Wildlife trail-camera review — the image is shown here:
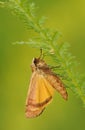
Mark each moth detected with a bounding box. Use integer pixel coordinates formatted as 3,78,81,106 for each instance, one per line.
25,57,68,118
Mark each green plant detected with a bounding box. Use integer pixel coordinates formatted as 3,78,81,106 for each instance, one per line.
0,0,85,105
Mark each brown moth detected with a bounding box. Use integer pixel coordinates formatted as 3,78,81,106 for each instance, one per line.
25,57,68,118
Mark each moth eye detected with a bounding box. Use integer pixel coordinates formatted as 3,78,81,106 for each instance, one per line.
33,58,38,64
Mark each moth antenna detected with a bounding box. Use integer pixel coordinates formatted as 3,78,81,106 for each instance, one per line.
38,48,45,60
38,48,42,59
39,48,48,60
40,48,43,58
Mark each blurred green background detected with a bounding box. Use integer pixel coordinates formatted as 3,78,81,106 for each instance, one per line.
0,0,85,130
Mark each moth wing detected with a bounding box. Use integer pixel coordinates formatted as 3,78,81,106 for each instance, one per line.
25,71,54,118
45,73,68,100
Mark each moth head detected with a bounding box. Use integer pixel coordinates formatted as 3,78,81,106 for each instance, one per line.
31,58,47,71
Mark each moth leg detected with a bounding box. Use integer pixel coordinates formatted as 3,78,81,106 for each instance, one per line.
49,65,61,69
55,73,68,80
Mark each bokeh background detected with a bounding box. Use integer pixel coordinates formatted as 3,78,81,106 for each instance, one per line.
0,0,85,130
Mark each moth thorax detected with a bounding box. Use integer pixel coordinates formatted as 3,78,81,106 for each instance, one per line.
37,62,46,68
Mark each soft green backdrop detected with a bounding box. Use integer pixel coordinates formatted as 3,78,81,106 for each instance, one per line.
0,0,85,130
